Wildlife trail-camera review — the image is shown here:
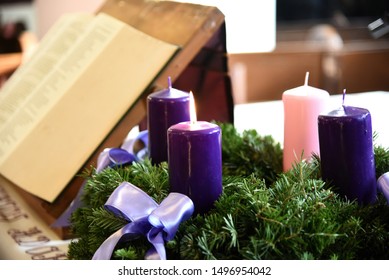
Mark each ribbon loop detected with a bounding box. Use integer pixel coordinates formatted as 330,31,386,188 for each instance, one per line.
108,148,137,166
97,130,149,172
148,193,195,241
52,130,149,228
121,130,149,160
92,182,194,260
105,182,158,221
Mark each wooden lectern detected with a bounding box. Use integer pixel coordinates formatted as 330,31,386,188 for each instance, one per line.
4,0,233,239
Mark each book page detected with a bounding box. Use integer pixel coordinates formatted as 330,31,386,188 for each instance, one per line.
0,13,178,202
0,13,94,163
0,177,70,259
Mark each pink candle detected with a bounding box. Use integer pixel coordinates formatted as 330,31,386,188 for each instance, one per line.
282,72,330,171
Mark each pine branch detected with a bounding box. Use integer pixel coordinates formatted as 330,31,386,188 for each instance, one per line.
219,123,283,183
67,123,389,260
374,145,389,178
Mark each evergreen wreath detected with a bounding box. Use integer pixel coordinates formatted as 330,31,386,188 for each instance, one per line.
67,123,389,260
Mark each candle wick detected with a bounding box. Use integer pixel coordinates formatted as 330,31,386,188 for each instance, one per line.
304,72,309,86
168,76,172,88
342,89,346,106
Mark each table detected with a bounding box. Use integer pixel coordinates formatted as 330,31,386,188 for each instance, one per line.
234,91,389,148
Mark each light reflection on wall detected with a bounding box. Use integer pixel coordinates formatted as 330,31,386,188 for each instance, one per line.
169,0,276,53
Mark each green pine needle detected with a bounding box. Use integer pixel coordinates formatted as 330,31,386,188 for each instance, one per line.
67,123,389,260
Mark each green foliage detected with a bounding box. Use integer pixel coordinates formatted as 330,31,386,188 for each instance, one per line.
67,123,389,260
220,123,283,183
374,145,389,179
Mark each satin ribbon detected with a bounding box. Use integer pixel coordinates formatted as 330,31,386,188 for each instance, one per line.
52,130,149,228
378,172,389,204
92,182,194,260
96,130,149,172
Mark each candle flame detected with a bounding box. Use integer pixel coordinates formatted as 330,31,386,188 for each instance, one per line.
189,91,197,124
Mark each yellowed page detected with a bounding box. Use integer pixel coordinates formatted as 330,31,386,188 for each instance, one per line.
0,13,94,162
0,13,178,202
0,13,94,104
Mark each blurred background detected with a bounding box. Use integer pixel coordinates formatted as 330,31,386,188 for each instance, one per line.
1,0,388,103
230,0,389,103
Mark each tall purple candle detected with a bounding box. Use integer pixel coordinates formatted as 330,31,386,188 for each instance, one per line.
318,102,377,205
167,94,222,215
147,78,190,165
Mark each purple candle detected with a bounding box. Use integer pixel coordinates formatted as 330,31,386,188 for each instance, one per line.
167,94,222,215
318,99,377,205
147,77,190,165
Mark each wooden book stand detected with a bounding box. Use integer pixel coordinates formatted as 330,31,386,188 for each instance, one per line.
9,0,233,239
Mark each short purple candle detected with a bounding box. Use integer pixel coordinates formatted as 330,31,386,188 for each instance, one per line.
167,94,222,215
318,103,377,205
147,78,190,165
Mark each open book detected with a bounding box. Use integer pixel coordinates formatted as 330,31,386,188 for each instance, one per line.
0,12,178,202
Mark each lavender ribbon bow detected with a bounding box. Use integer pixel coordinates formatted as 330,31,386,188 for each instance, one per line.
92,182,194,260
52,130,149,228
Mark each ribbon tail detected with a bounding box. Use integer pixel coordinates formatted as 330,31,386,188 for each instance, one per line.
96,148,112,173
51,181,86,228
92,227,124,260
144,193,194,260
92,220,150,260
146,231,166,260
